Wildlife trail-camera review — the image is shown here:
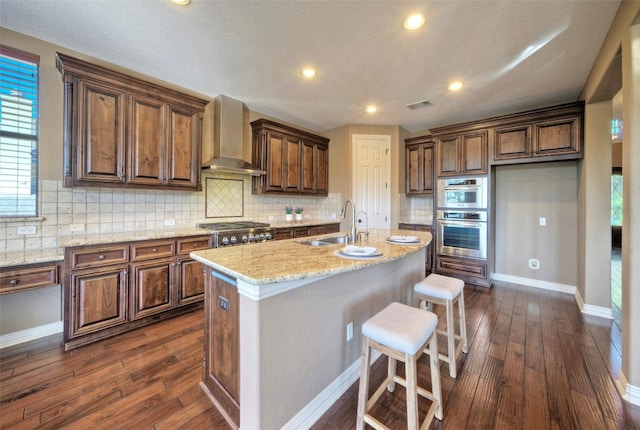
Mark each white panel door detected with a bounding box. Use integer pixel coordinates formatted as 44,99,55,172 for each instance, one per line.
352,134,390,231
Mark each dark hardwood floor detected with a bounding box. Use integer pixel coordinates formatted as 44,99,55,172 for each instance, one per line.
1,281,639,429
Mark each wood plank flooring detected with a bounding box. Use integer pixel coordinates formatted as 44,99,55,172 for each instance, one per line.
1,281,639,429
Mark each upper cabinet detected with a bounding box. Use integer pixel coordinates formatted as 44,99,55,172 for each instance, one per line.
251,119,329,196
56,53,208,191
492,102,584,164
432,130,488,177
405,135,434,195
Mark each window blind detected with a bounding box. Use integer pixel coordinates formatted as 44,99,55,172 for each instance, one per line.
0,45,39,217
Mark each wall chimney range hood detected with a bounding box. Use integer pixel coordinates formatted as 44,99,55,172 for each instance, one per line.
202,95,266,176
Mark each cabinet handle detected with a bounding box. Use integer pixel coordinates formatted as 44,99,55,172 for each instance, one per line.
152,248,158,252
98,255,105,260
10,279,18,285
193,243,199,248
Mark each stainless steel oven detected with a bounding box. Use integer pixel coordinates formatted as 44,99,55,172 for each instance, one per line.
437,176,488,209
436,210,487,259
197,221,275,247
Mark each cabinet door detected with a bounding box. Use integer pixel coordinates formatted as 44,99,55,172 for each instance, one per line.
75,80,126,184
69,265,128,338
422,144,434,193
176,257,204,306
533,115,581,157
406,145,422,194
461,132,487,175
437,136,460,177
265,132,286,192
315,143,329,194
130,258,175,320
302,141,315,193
128,94,166,186
494,124,531,161
284,136,301,192
166,105,201,189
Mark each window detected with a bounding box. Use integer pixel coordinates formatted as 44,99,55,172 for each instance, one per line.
611,170,623,227
0,45,39,217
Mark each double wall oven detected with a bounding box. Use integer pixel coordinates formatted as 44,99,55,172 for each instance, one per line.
436,176,488,260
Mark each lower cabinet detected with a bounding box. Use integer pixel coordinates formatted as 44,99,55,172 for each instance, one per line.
398,223,433,274
274,222,340,240
63,235,211,349
202,269,240,427
435,254,490,287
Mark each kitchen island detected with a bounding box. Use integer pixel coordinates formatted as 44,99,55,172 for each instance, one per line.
190,229,431,430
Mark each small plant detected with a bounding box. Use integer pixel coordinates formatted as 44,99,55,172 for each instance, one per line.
295,206,304,214
285,205,293,214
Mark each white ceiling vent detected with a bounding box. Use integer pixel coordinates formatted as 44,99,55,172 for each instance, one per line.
406,100,433,110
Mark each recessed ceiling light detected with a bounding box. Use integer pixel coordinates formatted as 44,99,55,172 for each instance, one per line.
404,14,425,30
171,0,190,5
366,105,377,114
301,68,317,78
448,81,464,91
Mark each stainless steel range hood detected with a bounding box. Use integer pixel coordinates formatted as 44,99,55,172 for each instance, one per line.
202,95,266,176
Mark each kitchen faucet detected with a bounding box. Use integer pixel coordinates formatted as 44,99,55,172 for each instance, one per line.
341,199,357,243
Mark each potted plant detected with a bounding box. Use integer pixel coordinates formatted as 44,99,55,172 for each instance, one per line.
295,206,304,221
285,205,293,222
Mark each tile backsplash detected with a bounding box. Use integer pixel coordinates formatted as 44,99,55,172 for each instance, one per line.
0,171,343,252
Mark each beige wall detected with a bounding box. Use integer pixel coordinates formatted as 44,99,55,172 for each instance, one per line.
495,162,578,286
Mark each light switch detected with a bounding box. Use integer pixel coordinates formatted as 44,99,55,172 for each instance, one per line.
539,217,546,226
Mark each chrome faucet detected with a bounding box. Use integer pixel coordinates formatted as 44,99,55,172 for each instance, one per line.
341,199,357,243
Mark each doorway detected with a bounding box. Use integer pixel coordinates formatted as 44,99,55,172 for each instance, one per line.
352,134,390,231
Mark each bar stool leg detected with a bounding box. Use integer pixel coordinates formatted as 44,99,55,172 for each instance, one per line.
459,292,468,354
428,334,443,420
387,356,397,392
446,298,457,378
356,336,371,430
405,353,419,430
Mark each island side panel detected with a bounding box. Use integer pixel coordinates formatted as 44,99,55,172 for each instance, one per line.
239,250,425,429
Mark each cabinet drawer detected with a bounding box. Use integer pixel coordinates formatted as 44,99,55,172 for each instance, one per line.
274,229,293,240
309,226,326,236
436,255,486,278
325,224,340,234
292,227,311,238
0,263,59,294
130,240,176,261
177,236,212,255
70,246,129,269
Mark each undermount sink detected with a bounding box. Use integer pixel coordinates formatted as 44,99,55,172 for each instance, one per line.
298,235,349,246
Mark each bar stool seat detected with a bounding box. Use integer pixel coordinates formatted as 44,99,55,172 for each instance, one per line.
356,302,442,430
414,273,468,378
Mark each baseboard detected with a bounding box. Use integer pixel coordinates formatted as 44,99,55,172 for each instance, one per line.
581,303,614,319
0,321,63,349
281,350,382,429
493,273,576,294
616,371,640,406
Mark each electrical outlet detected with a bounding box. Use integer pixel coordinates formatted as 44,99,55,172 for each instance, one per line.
539,217,546,226
69,223,85,232
164,219,176,226
17,226,36,235
219,296,229,312
529,258,540,270
346,321,354,342
331,213,337,220
268,215,274,221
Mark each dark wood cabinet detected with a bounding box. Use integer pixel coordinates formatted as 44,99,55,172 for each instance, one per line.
202,269,240,428
63,235,211,349
435,255,489,286
405,136,434,195
398,223,433,273
251,119,330,196
56,53,208,191
434,131,488,177
274,223,340,240
0,262,59,294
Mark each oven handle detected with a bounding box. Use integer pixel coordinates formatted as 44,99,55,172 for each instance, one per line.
438,220,485,228
442,185,483,191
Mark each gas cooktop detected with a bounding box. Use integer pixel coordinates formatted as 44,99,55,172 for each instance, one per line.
197,221,271,231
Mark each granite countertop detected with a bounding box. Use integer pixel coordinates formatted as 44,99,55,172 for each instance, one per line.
1,228,215,268
190,229,431,286
268,219,340,229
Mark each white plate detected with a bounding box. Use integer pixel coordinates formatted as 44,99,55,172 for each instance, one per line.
341,245,379,256
336,248,383,259
387,235,420,244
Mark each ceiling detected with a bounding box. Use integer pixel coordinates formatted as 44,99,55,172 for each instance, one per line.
0,0,621,133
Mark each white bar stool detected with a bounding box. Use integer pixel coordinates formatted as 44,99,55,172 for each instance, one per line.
356,302,442,430
414,273,468,378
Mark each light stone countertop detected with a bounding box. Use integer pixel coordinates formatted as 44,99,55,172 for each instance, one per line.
1,228,214,268
268,219,340,229
190,229,431,287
